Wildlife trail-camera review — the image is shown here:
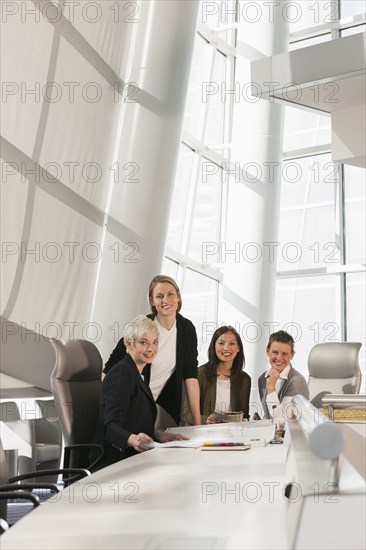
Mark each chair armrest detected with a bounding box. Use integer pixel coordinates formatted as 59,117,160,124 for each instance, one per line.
0,482,60,494
9,468,90,487
0,492,40,507
64,443,106,471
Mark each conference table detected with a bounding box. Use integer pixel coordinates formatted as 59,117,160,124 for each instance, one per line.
1,422,291,550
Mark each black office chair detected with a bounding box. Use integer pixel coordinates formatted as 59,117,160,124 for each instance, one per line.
50,339,106,470
0,440,56,528
32,399,63,482
0,400,63,484
0,434,92,530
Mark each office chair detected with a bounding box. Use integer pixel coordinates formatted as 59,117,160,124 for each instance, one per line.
50,339,106,470
0,430,91,530
0,401,62,483
0,440,57,528
1,318,66,480
0,402,35,476
32,399,63,482
308,342,362,407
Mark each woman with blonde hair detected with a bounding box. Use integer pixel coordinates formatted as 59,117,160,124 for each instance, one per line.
96,315,187,469
104,275,201,427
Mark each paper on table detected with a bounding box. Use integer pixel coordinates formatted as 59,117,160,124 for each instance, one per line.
148,440,202,448
200,445,251,451
166,422,276,446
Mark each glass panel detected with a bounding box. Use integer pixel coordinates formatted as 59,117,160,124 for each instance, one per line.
201,0,237,28
346,272,366,392
341,24,366,36
283,105,331,152
289,33,331,51
184,35,214,141
290,1,338,33
204,50,226,146
182,269,218,363
187,158,222,263
341,0,366,19
274,275,339,377
344,165,366,264
161,258,179,281
277,155,339,271
166,145,195,252
224,27,238,49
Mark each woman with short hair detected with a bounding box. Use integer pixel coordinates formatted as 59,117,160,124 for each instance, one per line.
104,275,201,428
97,315,187,469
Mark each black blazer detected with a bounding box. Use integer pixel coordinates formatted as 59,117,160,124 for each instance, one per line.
97,353,157,469
104,313,198,425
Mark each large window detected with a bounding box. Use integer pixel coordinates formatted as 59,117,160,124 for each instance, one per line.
344,165,366,265
278,154,340,273
164,3,235,362
277,0,366,387
165,1,365,379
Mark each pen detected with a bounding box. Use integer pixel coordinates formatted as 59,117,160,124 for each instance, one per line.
202,442,246,447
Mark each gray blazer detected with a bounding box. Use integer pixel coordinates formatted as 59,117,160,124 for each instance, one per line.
258,366,309,419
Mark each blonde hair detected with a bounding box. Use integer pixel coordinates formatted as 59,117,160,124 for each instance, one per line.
148,275,182,315
123,315,158,344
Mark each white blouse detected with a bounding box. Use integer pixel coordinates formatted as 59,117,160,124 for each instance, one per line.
215,378,231,412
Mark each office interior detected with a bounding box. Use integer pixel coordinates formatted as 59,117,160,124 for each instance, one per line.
1,1,365,549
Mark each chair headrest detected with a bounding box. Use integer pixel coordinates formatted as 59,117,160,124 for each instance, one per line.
308,342,362,379
51,340,102,382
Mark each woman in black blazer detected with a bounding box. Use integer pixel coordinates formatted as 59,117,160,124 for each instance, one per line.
97,316,186,469
104,275,201,427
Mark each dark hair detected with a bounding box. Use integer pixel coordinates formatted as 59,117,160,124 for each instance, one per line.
266,330,295,352
148,275,182,315
205,326,245,382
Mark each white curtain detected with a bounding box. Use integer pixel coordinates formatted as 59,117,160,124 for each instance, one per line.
1,0,199,362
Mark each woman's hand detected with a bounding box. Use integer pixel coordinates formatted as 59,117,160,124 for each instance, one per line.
127,432,153,452
206,413,223,424
155,429,189,443
266,369,280,393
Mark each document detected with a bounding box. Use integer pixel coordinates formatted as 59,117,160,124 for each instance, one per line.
200,442,251,451
152,422,276,449
148,440,202,448
166,421,276,446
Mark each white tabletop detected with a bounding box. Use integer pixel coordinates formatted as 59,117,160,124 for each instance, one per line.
1,432,290,549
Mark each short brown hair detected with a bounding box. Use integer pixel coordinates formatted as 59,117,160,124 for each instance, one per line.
266,330,295,352
148,275,182,315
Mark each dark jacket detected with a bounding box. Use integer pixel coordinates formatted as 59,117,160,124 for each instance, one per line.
258,366,309,418
104,313,198,425
96,353,157,469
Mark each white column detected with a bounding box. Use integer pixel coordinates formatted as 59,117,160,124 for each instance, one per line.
219,2,289,411
93,1,199,360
